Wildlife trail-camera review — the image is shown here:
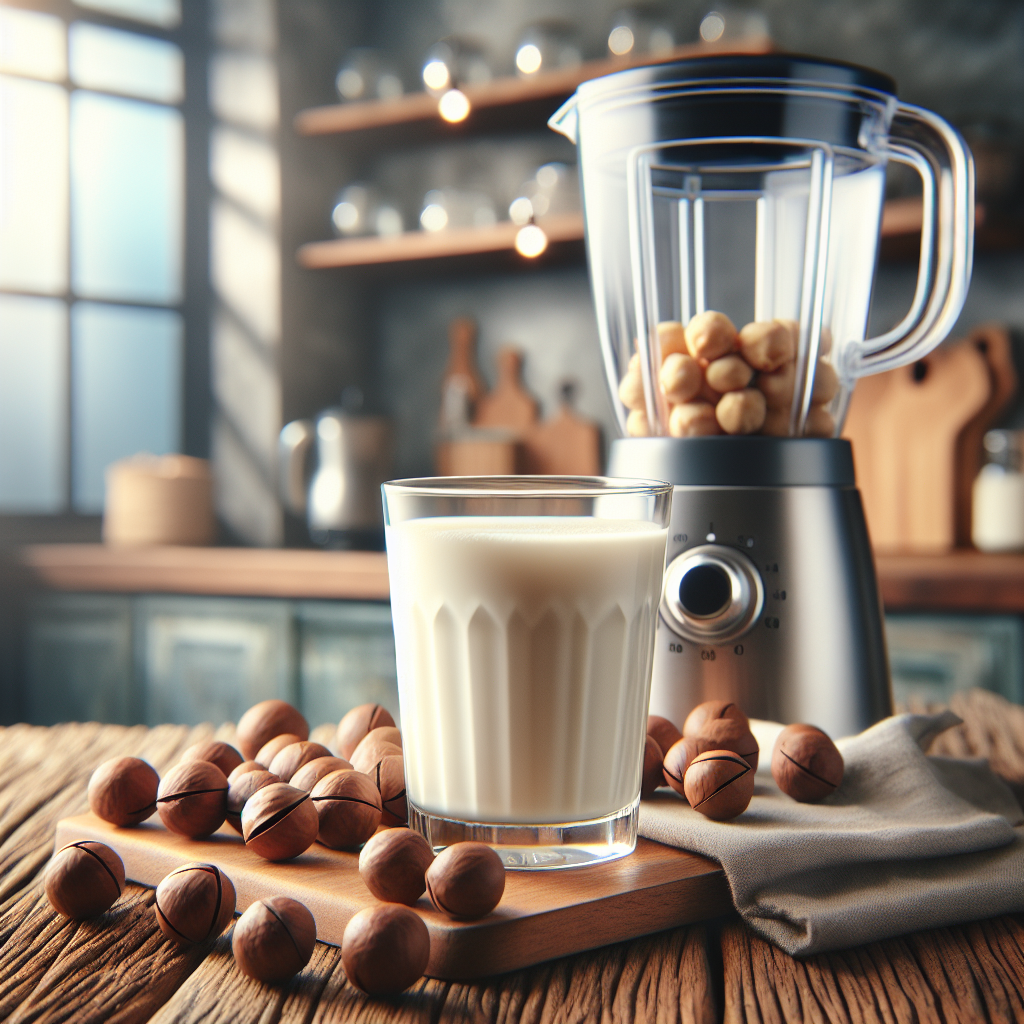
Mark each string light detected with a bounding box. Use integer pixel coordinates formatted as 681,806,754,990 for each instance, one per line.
515,223,548,258
438,88,470,123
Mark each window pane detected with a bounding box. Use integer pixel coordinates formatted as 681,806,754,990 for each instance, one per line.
0,7,66,81
71,92,183,303
72,302,182,511
0,76,68,293
0,295,67,511
69,23,184,104
73,0,181,29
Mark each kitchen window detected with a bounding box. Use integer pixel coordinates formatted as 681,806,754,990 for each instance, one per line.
0,0,207,518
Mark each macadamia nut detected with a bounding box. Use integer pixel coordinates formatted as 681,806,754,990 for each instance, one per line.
812,360,839,404
617,368,646,411
715,389,766,435
805,405,836,437
656,320,688,357
669,402,720,437
659,352,703,404
685,311,738,362
738,320,795,371
626,408,651,436
756,361,796,410
705,354,754,393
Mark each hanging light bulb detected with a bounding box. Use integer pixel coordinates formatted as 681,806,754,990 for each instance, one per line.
515,223,548,258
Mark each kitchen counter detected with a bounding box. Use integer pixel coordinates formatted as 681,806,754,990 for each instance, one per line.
2,685,1024,1022
15,544,1024,612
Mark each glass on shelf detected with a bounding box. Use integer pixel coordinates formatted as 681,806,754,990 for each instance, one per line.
508,162,580,225
514,20,582,77
335,48,403,104
421,37,492,95
607,5,675,57
331,183,404,238
698,9,770,43
419,188,497,233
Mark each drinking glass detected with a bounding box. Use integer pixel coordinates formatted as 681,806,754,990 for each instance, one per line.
382,475,672,868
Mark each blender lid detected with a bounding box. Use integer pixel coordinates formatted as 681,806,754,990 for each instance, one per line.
575,53,898,101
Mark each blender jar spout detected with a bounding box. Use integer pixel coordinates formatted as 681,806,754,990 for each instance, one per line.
547,96,579,142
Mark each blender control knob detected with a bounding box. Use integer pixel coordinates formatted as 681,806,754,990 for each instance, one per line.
662,545,764,643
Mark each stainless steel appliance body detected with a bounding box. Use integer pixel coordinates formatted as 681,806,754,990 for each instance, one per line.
610,436,889,737
279,410,393,548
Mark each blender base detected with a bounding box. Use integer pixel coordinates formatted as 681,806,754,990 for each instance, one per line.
609,436,893,739
409,799,638,870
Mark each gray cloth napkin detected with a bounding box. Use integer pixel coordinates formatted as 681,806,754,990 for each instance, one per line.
638,711,1024,956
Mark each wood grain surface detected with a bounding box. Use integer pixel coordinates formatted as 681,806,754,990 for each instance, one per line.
0,688,1023,1022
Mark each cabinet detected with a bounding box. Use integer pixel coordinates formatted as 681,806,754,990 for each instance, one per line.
23,591,399,729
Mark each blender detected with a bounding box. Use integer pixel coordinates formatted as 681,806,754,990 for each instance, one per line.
550,55,973,737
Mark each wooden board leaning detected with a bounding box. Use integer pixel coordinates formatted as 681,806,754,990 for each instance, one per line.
54,812,730,980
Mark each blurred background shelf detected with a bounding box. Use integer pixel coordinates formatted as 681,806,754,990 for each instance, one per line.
299,201,1001,272
297,212,584,270
15,544,1023,612
17,545,390,601
294,38,773,142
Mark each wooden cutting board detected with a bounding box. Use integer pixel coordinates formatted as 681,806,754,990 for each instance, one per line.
474,348,538,431
843,337,994,551
523,385,602,476
54,813,730,981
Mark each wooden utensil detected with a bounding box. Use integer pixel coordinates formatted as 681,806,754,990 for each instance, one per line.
440,317,486,415
523,383,602,475
474,348,538,431
55,811,729,981
843,336,994,551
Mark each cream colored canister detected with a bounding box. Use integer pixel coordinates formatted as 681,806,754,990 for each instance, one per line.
104,454,215,547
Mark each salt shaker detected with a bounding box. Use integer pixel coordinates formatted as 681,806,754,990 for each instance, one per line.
972,430,1024,552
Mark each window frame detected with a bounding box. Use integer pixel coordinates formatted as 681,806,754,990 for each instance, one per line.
0,0,211,537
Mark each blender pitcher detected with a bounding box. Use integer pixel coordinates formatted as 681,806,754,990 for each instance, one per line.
550,55,973,737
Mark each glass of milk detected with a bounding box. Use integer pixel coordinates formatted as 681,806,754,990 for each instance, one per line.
382,476,672,868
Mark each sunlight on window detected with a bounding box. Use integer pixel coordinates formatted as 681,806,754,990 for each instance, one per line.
0,75,68,293
73,0,181,29
72,302,183,511
0,7,65,81
71,92,184,303
0,295,67,511
70,22,184,103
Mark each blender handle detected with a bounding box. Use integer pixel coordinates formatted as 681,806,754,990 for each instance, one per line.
278,419,316,515
841,103,974,381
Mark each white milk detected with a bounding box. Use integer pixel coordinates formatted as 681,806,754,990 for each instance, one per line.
386,516,667,824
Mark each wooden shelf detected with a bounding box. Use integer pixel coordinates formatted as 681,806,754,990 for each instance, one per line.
876,551,1024,614
17,545,1024,613
298,212,584,270
294,38,772,139
17,545,390,602
298,198,952,272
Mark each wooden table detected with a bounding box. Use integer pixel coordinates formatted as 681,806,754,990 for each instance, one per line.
3,688,1024,1023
